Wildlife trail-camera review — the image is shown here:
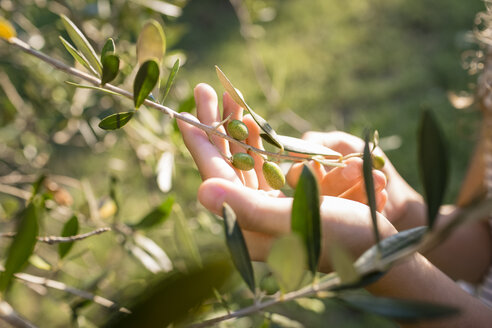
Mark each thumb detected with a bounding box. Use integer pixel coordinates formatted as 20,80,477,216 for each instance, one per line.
198,178,291,235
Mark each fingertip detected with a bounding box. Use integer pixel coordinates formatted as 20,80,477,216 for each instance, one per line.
373,170,387,191
286,162,303,188
377,190,388,212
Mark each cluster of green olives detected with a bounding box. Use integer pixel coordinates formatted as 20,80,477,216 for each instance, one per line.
227,119,286,190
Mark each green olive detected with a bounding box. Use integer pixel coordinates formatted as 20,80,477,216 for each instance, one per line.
372,154,385,170
262,161,285,190
231,153,255,171
227,119,249,141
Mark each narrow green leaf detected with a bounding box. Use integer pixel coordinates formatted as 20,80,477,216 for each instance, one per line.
105,258,231,327
131,197,174,230
363,134,380,247
161,58,180,104
60,14,102,75
137,20,166,65
58,215,79,259
134,60,160,108
101,38,115,60
339,294,459,321
64,81,120,96
355,226,428,275
330,271,386,292
261,134,342,159
215,66,283,150
101,54,120,85
267,233,307,293
174,205,202,267
59,36,98,76
418,109,449,229
98,112,134,130
330,243,359,284
222,203,255,294
291,164,321,275
0,202,39,291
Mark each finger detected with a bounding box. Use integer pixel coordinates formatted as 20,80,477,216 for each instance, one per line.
194,83,229,156
243,230,274,262
198,178,291,235
302,131,364,155
320,158,363,196
177,113,241,183
243,115,272,191
223,93,258,188
338,170,387,206
286,161,326,189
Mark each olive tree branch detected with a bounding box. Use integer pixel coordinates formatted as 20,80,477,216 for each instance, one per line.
0,227,111,244
11,271,130,313
6,37,344,164
187,273,339,328
0,301,37,328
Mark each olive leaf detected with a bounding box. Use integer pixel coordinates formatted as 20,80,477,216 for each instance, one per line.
291,164,321,275
338,294,458,321
161,58,180,104
330,243,359,285
222,203,255,294
261,134,342,159
131,196,174,230
267,233,307,293
418,109,449,229
98,112,134,130
134,59,160,108
101,38,115,60
0,201,40,291
59,36,99,76
363,134,380,248
215,66,283,150
137,20,166,65
58,215,79,259
101,54,120,85
64,81,120,96
60,14,102,75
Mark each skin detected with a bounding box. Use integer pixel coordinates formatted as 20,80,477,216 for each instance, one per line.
178,83,492,327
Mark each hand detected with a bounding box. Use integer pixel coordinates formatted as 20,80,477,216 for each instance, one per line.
295,131,425,229
177,83,396,272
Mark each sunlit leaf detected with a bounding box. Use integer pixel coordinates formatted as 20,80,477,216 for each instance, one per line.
60,14,102,75
101,38,115,60
105,258,231,327
418,109,449,229
291,164,321,275
215,66,283,150
29,254,52,271
0,17,16,40
134,234,173,272
98,112,134,130
59,36,98,76
161,58,180,104
267,233,307,293
137,20,166,65
131,197,174,230
64,81,120,96
330,243,359,285
134,59,160,108
101,54,120,85
0,201,40,291
58,215,79,259
261,134,341,158
355,226,428,275
339,294,458,321
222,203,255,294
363,134,380,247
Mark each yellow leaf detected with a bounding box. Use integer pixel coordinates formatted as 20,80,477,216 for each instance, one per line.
0,17,16,41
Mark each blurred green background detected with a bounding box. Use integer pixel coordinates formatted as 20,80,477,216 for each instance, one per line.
0,0,485,326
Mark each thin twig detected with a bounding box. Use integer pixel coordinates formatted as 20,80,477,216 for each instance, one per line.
6,37,332,163
0,228,111,244
0,301,37,328
187,274,340,328
11,271,130,313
